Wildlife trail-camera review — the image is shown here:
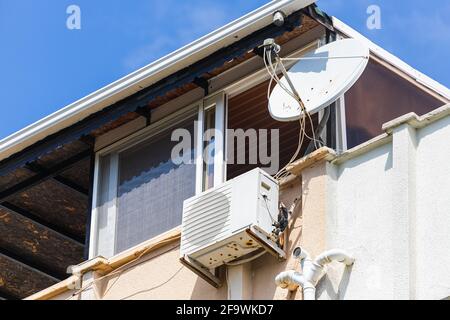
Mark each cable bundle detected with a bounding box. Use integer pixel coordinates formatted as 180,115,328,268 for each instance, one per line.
263,45,322,180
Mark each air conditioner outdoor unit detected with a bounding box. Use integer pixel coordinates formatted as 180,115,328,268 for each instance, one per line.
180,168,286,287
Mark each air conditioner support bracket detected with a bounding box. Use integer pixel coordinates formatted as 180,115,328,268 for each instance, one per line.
180,226,286,289
246,226,286,261
180,255,223,288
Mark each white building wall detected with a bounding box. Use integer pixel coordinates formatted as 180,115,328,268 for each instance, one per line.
415,116,450,300
321,112,450,300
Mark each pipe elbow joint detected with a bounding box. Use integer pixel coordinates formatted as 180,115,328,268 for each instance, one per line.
275,270,297,289
275,270,309,292
315,249,355,267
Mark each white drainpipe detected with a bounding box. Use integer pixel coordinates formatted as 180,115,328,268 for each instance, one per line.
275,247,355,300
275,270,316,300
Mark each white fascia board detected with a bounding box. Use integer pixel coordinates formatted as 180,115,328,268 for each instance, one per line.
332,17,450,101
0,0,315,162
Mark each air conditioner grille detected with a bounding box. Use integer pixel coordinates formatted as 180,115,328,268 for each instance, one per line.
181,183,232,254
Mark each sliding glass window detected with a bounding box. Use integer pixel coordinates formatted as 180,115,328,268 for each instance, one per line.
93,109,197,257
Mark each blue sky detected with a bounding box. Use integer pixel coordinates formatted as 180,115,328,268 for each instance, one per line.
0,0,449,140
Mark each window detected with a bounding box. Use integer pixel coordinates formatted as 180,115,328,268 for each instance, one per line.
227,80,317,180
344,58,445,149
91,96,227,258
202,107,216,191
198,94,227,192
114,120,196,254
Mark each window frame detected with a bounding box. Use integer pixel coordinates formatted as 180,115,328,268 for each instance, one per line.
203,93,227,190
89,95,227,259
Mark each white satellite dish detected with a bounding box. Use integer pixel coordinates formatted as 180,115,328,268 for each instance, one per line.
268,39,369,122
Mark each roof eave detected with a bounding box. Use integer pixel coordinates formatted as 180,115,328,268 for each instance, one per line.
0,0,315,163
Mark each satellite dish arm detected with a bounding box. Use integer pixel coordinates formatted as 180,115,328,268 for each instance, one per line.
275,56,306,111
261,38,307,112
304,106,330,155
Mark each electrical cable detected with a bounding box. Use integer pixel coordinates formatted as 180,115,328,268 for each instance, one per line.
119,265,184,300
264,49,305,179
263,45,323,180
66,237,179,300
262,193,277,223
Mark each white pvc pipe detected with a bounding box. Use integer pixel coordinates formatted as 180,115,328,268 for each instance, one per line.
308,249,355,285
275,270,316,300
302,284,316,301
315,249,355,267
275,270,296,289
275,248,355,300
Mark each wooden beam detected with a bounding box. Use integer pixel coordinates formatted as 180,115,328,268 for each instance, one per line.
79,135,95,148
0,202,85,245
0,252,59,299
0,249,62,282
0,288,20,301
25,162,89,197
53,176,89,196
0,150,91,203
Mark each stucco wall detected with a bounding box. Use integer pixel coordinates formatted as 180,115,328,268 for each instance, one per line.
415,116,450,300
316,115,450,300
100,245,228,300
322,143,395,300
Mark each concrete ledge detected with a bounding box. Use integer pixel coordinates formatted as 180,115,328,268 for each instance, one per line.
24,275,80,301
107,228,181,271
287,104,450,171
383,104,450,134
332,133,391,165
286,147,336,176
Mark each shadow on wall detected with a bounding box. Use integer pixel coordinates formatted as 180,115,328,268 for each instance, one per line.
316,263,354,300
190,272,228,300
339,139,393,174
